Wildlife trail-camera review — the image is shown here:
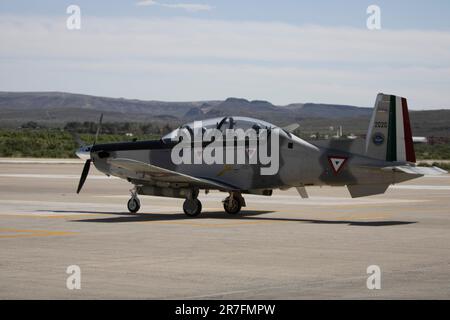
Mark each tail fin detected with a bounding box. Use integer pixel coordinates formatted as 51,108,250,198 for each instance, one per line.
365,93,416,163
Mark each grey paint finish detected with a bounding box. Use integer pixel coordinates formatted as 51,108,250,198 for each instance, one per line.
85,95,445,202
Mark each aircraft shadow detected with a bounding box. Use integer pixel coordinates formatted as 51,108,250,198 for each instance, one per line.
41,209,417,227
36,209,130,216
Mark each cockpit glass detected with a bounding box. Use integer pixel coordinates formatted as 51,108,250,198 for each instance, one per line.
162,116,277,142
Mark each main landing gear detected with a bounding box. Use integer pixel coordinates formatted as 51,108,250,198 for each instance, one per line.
223,192,246,215
126,188,246,217
183,198,202,217
183,191,246,217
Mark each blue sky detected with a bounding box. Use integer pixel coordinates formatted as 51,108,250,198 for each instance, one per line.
1,1,450,109
2,0,450,30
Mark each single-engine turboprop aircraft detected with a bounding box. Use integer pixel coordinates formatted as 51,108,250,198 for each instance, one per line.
75,94,446,217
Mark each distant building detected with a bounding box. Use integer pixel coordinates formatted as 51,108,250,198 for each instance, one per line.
413,136,428,144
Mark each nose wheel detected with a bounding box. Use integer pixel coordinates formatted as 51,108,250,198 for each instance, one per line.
127,188,141,213
127,197,140,213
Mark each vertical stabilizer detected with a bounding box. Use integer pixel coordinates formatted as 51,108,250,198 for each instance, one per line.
365,93,415,163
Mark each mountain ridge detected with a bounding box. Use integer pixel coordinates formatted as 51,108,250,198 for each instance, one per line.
0,91,373,124
0,91,449,137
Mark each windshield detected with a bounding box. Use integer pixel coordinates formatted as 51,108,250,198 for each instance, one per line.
162,116,277,142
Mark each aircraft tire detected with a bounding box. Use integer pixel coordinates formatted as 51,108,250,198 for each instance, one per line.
183,199,202,217
223,196,241,214
127,197,141,213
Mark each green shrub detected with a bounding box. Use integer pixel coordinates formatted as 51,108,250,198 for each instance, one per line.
415,143,450,160
0,129,160,158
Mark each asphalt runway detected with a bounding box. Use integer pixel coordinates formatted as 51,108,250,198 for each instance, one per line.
1,159,449,299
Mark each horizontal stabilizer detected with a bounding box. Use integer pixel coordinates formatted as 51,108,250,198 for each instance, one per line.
347,184,389,198
382,165,447,176
356,164,447,176
282,123,300,133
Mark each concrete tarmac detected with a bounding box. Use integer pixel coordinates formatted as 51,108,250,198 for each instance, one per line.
0,159,449,299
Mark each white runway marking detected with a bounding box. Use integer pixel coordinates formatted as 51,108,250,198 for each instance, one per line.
423,175,450,179
0,199,181,216
0,174,116,179
391,185,450,190
0,173,447,183
0,159,82,164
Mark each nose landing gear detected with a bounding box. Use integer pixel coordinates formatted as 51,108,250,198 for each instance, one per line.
127,189,141,213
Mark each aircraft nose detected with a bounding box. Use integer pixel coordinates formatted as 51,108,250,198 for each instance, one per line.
75,145,92,160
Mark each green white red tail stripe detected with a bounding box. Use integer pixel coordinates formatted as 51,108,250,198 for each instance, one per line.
386,95,415,163
401,97,416,163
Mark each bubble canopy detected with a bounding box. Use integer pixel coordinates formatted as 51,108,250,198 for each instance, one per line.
162,116,278,142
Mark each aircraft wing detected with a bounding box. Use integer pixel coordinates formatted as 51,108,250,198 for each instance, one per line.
108,158,234,190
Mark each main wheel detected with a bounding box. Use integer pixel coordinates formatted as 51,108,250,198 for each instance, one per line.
127,197,141,213
183,199,202,217
223,196,242,214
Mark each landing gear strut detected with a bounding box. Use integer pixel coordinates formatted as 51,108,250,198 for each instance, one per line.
127,189,141,213
223,192,245,214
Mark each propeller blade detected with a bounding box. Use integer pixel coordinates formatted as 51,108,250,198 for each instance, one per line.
68,130,85,148
94,113,103,145
76,159,91,194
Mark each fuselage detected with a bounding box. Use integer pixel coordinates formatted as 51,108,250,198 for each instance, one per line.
74,99,444,216
88,132,415,193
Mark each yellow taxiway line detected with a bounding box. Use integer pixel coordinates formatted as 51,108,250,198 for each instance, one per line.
0,228,77,239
